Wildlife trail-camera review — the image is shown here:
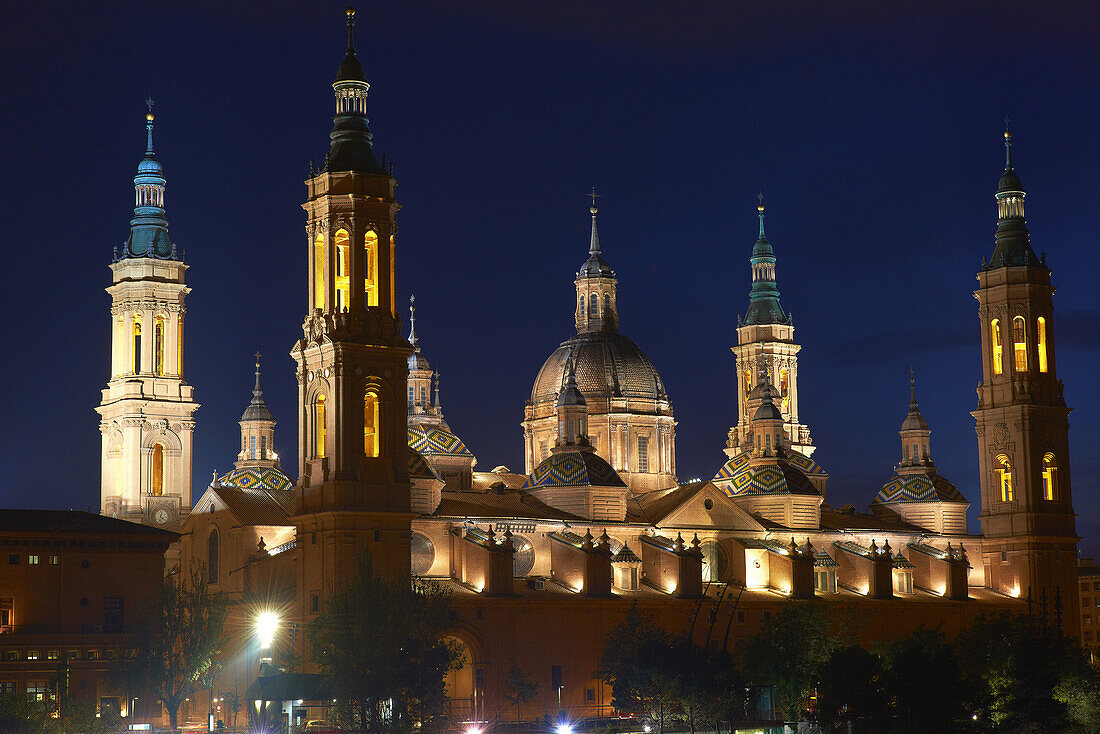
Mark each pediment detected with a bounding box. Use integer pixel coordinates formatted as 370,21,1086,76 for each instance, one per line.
656,483,766,532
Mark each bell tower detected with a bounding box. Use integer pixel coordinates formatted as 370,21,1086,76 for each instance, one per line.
291,7,413,586
96,103,198,530
972,126,1078,633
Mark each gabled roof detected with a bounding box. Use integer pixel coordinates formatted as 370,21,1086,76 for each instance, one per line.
626,482,766,531
0,510,178,539
193,485,295,527
433,489,585,522
820,504,929,533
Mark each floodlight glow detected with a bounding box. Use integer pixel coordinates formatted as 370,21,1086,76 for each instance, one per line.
555,724,574,734
463,725,483,734
255,611,279,649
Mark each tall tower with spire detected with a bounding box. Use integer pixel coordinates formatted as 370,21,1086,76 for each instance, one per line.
235,353,278,470
729,199,814,457
972,126,1078,632
96,104,198,530
291,7,414,586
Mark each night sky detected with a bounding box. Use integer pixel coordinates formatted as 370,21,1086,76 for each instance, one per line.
2,2,1097,556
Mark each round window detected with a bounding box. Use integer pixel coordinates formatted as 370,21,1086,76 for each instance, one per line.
703,498,714,511
512,535,535,577
410,532,435,576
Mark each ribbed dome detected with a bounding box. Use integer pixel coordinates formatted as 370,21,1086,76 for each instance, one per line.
530,331,667,407
997,168,1022,194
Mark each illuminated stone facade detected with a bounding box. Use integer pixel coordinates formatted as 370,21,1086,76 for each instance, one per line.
96,109,197,531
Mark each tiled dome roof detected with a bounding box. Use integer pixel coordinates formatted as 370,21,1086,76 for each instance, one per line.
712,450,825,497
219,466,293,492
524,451,625,489
408,447,442,481
408,425,473,457
875,473,966,504
530,331,668,407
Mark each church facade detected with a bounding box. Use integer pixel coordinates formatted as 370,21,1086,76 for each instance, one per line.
101,9,1081,726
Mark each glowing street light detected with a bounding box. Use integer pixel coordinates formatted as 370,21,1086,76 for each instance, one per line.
255,611,279,649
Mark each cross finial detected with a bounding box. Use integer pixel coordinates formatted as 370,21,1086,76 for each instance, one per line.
408,294,418,348
145,97,155,113
588,186,600,214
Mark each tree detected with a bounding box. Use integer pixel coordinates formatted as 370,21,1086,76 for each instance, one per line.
812,645,890,733
673,646,750,734
308,550,461,734
121,564,229,730
596,603,681,734
739,601,839,723
504,658,541,724
879,625,964,732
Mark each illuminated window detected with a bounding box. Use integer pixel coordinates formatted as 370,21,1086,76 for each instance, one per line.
637,436,649,473
27,682,47,702
364,230,379,307
151,444,164,496
132,316,142,373
153,316,165,376
313,232,325,310
408,385,414,405
28,555,38,566
1042,453,1058,501
1013,316,1027,371
539,439,548,462
335,229,350,312
815,568,837,594
208,528,220,585
996,454,1013,502
1037,317,1048,372
892,568,914,595
249,435,257,460
364,389,380,457
990,319,1002,375
314,394,326,458
779,369,790,411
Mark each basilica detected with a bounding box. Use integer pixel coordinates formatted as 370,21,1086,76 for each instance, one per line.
92,8,1079,726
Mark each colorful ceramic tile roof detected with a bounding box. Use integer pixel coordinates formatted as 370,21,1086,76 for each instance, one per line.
712,450,824,497
219,466,294,492
408,446,442,481
408,425,473,457
875,473,967,504
524,450,626,489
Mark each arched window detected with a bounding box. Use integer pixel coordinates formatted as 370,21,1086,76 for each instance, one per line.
1013,316,1027,371
151,444,164,496
995,454,1013,502
334,229,350,312
314,394,327,458
313,232,325,310
579,295,585,315
1042,453,1058,501
132,316,142,373
589,294,599,316
364,230,379,307
779,369,790,411
990,319,1003,375
603,293,611,315
208,528,220,585
420,386,428,407
364,389,380,457
408,385,414,405
1037,317,1048,373
154,316,165,376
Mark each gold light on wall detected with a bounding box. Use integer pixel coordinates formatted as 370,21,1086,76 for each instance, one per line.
1037,316,1048,372
991,319,1003,375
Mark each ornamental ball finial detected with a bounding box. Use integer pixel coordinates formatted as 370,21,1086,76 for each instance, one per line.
146,112,154,122
589,205,598,215
1004,130,1012,140
346,6,355,18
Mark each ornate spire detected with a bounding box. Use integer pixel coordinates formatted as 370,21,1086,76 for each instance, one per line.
409,294,418,349
241,351,275,423
743,197,788,325
988,121,1039,269
121,101,176,260
323,6,383,174
252,351,264,403
1003,116,1014,170
588,187,601,255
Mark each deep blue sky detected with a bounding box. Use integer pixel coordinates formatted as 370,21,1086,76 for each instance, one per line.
1,2,1097,555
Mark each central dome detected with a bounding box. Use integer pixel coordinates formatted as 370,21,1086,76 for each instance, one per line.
530,331,668,408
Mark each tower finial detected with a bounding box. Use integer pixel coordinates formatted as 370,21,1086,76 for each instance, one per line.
1003,116,1013,170
757,192,765,239
144,97,156,155
408,294,418,349
346,6,356,54
252,351,264,403
909,367,918,411
588,187,601,255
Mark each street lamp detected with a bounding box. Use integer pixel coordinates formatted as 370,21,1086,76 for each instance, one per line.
255,611,279,650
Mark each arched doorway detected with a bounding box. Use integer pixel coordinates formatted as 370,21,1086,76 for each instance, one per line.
444,634,484,722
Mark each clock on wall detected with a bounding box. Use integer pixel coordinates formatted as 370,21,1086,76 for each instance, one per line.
154,508,170,525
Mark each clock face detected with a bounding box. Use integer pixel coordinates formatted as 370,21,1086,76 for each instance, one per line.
154,509,170,525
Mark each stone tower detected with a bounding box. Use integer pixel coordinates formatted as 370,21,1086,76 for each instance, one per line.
972,127,1078,634
96,105,198,530
729,199,814,457
290,8,413,589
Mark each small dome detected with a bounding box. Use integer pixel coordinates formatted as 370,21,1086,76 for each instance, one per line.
241,401,275,423
900,410,929,432
137,157,163,175
408,425,474,458
408,351,431,371
713,450,825,497
754,401,783,421
408,447,442,481
336,51,366,83
219,466,293,492
531,332,668,408
997,168,1023,194
875,473,965,504
525,451,625,489
577,253,615,278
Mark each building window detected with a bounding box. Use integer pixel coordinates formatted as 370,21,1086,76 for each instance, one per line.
87,650,100,660
103,597,123,632
132,316,142,373
314,394,327,458
586,687,596,702
420,386,428,407
260,435,268,460
364,230,379,307
334,229,350,312
28,555,38,565
154,315,165,376
8,555,17,565
46,650,58,660
539,439,548,462
995,454,1014,502
27,682,47,702
208,529,220,585
1086,615,1093,625
67,650,79,660
26,651,38,660
0,682,14,695
589,295,599,316
151,444,164,496
2,651,17,661
313,232,325,310
579,295,585,316
249,435,257,460
0,598,11,629
1037,316,1048,372
1042,453,1058,501
892,569,914,595
1012,316,1028,371
364,389,380,457
48,555,58,565
637,436,649,473
815,569,837,594
991,318,1003,375
310,593,320,614
603,293,611,315
1001,550,1008,563
779,368,790,411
